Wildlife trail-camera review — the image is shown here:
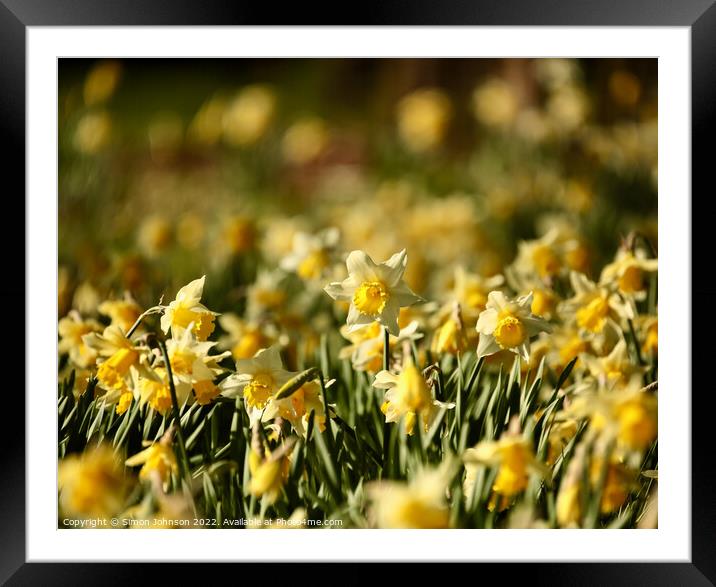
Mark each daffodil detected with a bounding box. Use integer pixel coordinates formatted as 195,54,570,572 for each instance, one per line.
221,215,257,256
126,439,178,490
245,270,288,320
58,311,102,368
396,88,452,153
324,249,423,336
639,315,658,356
431,315,469,355
165,328,229,406
559,271,633,336
98,295,142,333
339,319,422,373
373,357,454,435
545,325,591,373
219,345,296,425
262,380,326,436
589,456,634,515
600,248,657,300
160,276,218,341
222,84,276,146
280,227,339,281
567,376,657,452
463,430,548,508
83,325,143,412
545,418,579,467
137,366,192,416
281,117,330,165
367,460,455,528
472,78,519,128
137,215,172,258
58,444,131,519
442,266,505,323
217,313,277,360
248,435,295,504
475,291,551,360
581,338,644,388
511,230,563,281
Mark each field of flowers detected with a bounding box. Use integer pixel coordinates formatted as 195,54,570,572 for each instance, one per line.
58,58,658,529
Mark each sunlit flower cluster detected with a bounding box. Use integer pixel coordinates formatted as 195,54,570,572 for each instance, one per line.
57,58,658,530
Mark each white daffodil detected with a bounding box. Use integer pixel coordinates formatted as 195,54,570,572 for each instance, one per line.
219,345,296,425
475,291,551,360
324,249,423,336
160,276,219,341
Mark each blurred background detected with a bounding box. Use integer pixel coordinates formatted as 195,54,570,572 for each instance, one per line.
58,58,657,318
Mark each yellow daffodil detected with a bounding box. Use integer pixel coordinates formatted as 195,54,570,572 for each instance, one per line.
137,215,172,258
464,433,547,506
431,315,469,356
443,266,505,324
58,311,102,368
581,338,644,388
568,377,657,452
262,380,326,437
339,319,422,373
324,249,423,336
58,444,131,518
160,275,218,341
373,358,454,435
280,228,339,281
220,345,296,425
98,295,142,333
367,460,455,528
476,291,551,360
396,88,452,153
472,78,519,128
217,313,277,360
559,271,633,335
511,229,566,282
221,215,257,256
639,315,658,356
245,270,288,320
83,325,142,412
222,84,276,146
166,328,229,406
137,366,192,416
545,418,579,467
590,456,634,515
126,439,178,490
600,249,657,300
281,117,329,165
248,436,295,504
545,326,591,373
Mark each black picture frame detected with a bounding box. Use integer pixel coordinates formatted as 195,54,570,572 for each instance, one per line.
5,1,711,584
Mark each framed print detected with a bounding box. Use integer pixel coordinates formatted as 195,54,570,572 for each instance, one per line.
6,1,713,584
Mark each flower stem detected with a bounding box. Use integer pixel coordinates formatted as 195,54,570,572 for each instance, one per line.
126,306,163,339
157,338,191,485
